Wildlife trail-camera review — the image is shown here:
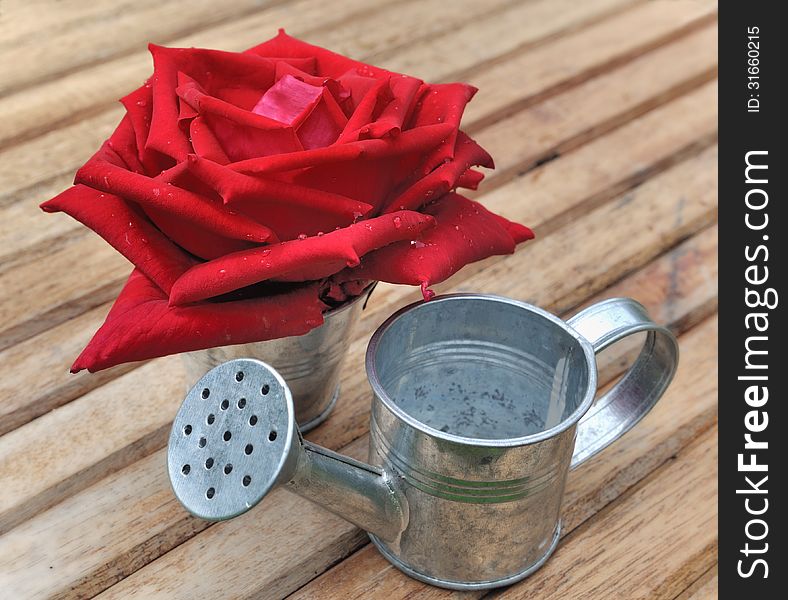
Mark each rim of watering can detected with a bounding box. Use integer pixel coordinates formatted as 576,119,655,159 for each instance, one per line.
365,293,599,449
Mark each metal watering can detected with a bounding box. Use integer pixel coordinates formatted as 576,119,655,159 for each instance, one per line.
167,294,679,590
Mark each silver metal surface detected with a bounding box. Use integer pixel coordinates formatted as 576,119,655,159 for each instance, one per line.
181,285,372,432
167,359,299,521
166,294,679,590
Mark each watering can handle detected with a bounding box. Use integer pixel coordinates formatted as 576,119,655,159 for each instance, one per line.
566,298,679,469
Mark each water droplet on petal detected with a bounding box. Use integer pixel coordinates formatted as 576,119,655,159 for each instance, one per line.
298,233,307,240
152,187,161,197
393,216,402,228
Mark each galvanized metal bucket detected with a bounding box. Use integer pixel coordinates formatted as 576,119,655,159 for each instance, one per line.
181,285,373,432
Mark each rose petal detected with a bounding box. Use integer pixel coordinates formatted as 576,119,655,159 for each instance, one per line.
295,87,347,149
338,75,423,142
246,29,397,81
147,44,282,159
41,185,196,293
176,79,303,161
275,61,350,109
75,154,273,244
189,116,230,164
252,75,347,149
169,210,435,305
185,155,372,239
71,270,327,372
228,123,454,174
337,193,534,296
252,73,324,125
407,83,477,170
382,132,493,212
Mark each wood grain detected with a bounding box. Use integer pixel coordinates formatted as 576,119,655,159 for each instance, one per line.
675,568,718,600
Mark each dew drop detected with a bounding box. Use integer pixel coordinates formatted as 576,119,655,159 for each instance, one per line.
393,216,402,228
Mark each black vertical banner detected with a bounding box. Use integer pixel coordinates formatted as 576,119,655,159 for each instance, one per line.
719,3,784,597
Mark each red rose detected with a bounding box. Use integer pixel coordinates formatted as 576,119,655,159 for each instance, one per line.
41,31,533,373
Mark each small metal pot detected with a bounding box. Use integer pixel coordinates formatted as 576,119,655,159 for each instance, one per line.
180,285,373,432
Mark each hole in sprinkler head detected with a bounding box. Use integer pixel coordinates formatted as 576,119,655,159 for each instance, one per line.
183,424,192,436
205,457,214,469
235,371,244,382
242,475,251,487
268,430,277,442
261,384,270,395
223,431,232,442
198,437,206,448
249,415,258,426
207,414,215,425
201,388,210,399
245,444,253,455
220,399,229,411
237,398,247,409
206,487,215,499
224,464,233,475
182,464,191,475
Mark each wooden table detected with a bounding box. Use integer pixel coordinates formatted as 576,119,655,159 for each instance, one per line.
0,0,718,598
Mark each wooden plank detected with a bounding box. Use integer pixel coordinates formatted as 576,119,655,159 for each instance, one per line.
0,357,181,535
0,0,284,94
0,143,718,539
462,0,716,129
0,0,150,47
288,318,718,599
0,0,615,149
0,233,128,352
0,81,717,438
675,567,718,600
472,24,717,182
0,31,717,351
0,305,139,437
106,312,718,600
0,179,717,598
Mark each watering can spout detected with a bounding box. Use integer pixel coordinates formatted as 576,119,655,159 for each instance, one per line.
167,358,407,543
287,439,408,542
